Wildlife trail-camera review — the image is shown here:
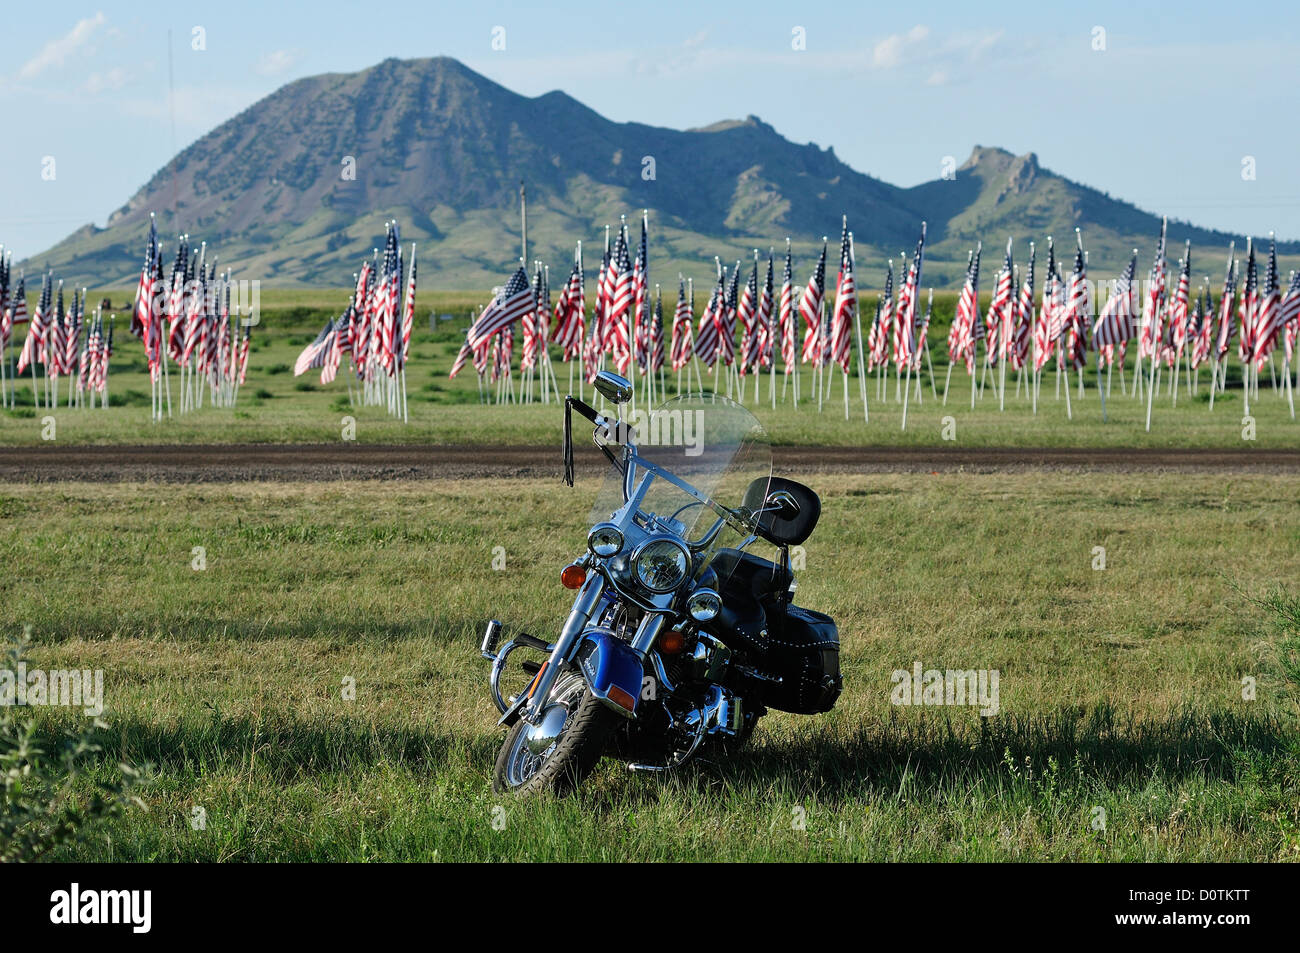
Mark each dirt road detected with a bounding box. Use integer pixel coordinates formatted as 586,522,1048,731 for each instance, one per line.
0,443,1296,483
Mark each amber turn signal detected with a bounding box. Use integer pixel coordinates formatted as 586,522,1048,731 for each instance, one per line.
658,629,686,655
560,564,587,589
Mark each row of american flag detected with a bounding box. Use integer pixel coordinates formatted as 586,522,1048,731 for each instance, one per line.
127,217,254,419
292,221,418,422
942,219,1299,426
0,246,116,410
448,210,934,421
446,209,1298,428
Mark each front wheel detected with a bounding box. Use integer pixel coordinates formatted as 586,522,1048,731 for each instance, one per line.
492,672,617,796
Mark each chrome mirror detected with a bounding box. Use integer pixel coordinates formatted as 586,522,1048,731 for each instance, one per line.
594,371,633,404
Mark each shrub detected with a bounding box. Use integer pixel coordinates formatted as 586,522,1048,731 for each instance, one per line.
1,628,145,863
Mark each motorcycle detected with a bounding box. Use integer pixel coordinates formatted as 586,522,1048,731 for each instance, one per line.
481,371,842,795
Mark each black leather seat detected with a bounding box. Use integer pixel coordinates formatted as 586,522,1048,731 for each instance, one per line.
710,548,791,601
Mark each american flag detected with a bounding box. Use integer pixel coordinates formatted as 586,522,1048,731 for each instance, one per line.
398,244,417,372
463,266,534,352
1238,241,1257,363
1190,291,1212,369
1064,236,1089,370
868,258,899,369
1167,244,1192,358
894,224,926,370
670,276,694,372
238,325,252,385
867,294,885,370
1139,220,1168,361
522,264,542,372
1214,246,1237,360
719,262,739,367
380,226,401,374
86,314,104,392
552,248,585,359
141,246,164,382
585,230,611,373
295,319,336,376
799,241,828,364
695,265,723,368
913,289,934,372
18,273,50,375
321,305,352,385
353,258,374,378
649,288,665,373
3,272,26,351
1093,252,1138,350
1010,243,1035,370
48,282,66,376
604,225,633,372
181,250,205,368
986,237,1013,367
758,251,775,368
451,269,530,382
215,289,231,383
949,244,981,373
631,212,649,367
1252,236,1282,368
737,257,759,375
831,219,856,373
130,218,158,340
166,241,190,362
64,288,83,377
1279,270,1300,364
0,252,8,347
779,242,796,373
491,324,514,383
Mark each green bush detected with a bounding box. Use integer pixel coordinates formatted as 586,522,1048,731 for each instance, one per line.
1,628,145,863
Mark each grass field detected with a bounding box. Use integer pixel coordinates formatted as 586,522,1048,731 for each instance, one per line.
1,289,1296,448
4,472,1298,861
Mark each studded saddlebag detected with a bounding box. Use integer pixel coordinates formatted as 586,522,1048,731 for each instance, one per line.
760,604,843,714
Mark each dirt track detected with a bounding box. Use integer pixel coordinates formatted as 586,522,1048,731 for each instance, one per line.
0,443,1297,483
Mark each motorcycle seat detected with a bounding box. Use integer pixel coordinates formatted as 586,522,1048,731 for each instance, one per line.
710,548,792,602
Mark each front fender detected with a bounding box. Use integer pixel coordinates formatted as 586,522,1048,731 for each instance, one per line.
574,627,645,718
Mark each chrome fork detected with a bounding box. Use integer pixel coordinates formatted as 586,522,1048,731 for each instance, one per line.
521,574,607,725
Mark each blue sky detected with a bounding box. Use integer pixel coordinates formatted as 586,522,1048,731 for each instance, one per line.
2,1,1298,260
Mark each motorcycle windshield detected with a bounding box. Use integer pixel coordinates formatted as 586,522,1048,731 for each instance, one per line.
589,394,773,574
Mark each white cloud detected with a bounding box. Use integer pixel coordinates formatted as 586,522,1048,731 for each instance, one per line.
19,12,107,80
926,70,948,87
255,49,300,76
872,24,930,69
84,67,128,95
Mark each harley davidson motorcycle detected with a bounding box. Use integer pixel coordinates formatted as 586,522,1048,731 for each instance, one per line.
481,372,842,795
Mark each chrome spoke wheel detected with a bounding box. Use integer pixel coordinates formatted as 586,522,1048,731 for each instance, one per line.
499,674,588,789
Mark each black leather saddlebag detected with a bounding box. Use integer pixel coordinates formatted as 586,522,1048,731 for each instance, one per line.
760,605,842,714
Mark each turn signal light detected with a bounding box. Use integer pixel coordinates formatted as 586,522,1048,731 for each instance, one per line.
560,564,587,589
658,629,686,655
607,684,636,711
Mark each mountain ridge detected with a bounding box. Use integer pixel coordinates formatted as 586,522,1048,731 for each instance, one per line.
23,55,1296,289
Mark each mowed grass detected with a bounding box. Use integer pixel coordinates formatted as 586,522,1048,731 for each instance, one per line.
3,472,1298,861
0,289,1296,447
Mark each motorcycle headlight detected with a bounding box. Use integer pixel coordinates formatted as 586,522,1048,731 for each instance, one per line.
632,538,690,593
686,588,722,622
587,523,624,557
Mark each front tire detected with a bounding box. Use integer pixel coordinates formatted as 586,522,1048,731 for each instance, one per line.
492,673,617,796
